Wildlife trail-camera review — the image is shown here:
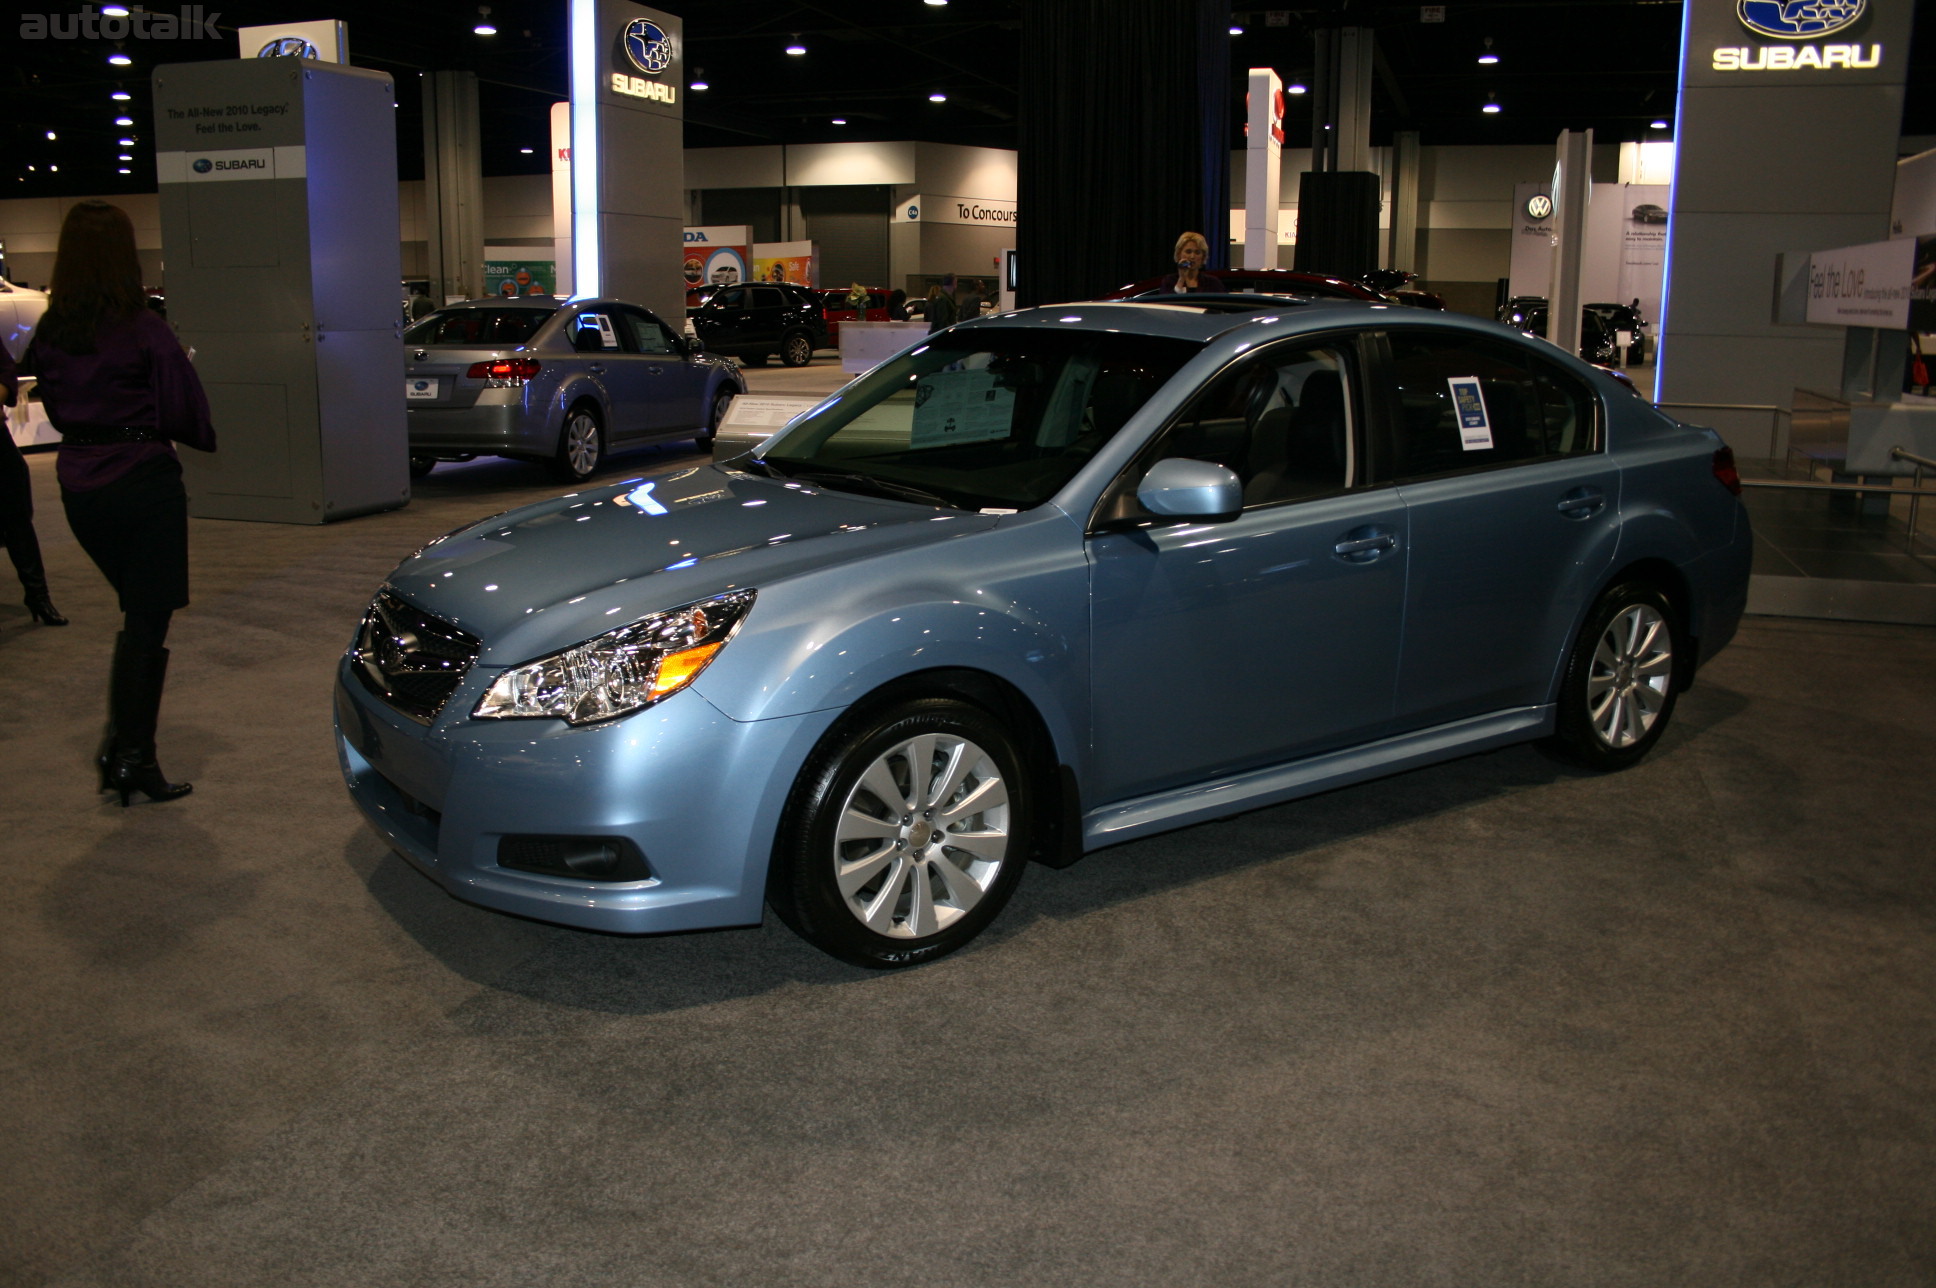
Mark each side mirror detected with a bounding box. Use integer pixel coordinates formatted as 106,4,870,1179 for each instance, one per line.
684,335,705,356
1136,457,1242,521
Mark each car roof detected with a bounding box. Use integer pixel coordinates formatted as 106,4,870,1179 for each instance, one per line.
960,296,1510,347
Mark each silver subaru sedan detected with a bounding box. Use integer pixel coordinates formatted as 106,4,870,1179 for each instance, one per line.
404,296,746,483
342,296,1751,968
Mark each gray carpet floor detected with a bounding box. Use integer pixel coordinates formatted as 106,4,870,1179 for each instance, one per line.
2,441,1933,1288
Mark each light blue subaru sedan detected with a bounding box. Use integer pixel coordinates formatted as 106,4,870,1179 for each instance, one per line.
336,297,1751,968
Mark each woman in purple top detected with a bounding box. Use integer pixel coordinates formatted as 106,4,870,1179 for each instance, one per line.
27,200,216,806
0,342,68,626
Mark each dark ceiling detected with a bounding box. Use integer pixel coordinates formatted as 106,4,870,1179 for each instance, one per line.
4,0,1931,200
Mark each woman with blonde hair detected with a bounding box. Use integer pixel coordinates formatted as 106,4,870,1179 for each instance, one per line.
26,200,216,805
1159,230,1224,293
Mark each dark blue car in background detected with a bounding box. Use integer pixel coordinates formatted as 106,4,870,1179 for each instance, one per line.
339,296,1751,968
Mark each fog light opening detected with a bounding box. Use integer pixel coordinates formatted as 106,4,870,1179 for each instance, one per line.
497,835,652,882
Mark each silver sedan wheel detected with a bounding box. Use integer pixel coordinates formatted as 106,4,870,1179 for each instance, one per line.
832,732,1011,939
563,410,601,478
1586,603,1673,748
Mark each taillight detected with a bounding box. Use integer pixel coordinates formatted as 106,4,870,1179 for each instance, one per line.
1711,446,1742,496
465,357,542,384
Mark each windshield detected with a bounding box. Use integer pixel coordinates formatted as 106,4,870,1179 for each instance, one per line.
405,307,552,346
753,327,1199,512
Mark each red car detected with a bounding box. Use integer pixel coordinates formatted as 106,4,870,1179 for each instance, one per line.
819,287,894,341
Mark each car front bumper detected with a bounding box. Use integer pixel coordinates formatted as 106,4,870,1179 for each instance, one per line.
333,655,839,934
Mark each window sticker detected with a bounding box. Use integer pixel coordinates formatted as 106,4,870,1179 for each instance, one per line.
1447,375,1492,450
580,313,618,350
910,368,1016,448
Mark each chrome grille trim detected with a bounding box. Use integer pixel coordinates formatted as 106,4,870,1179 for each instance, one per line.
349,589,482,724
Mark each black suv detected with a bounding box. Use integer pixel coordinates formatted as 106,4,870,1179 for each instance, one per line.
688,282,830,366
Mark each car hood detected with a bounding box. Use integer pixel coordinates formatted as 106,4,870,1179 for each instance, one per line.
386,465,996,664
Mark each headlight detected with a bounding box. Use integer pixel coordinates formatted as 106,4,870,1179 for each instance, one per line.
473,589,755,725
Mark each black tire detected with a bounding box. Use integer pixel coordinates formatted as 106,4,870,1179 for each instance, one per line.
1550,581,1681,771
769,698,1032,969
408,453,437,480
779,330,813,367
699,387,733,450
550,403,604,483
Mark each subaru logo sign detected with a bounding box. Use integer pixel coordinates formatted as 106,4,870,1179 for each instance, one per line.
192,158,212,174
257,36,319,58
623,19,673,74
1737,0,1865,39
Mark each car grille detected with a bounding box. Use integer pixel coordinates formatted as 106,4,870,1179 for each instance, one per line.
349,589,481,724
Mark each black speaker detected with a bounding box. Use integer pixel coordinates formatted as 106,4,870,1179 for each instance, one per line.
1293,171,1381,280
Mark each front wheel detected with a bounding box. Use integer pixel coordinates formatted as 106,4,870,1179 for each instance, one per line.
779,330,814,367
1550,582,1681,771
770,699,1031,969
550,405,604,483
699,387,733,450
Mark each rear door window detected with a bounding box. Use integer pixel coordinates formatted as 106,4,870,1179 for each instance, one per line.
1377,329,1599,479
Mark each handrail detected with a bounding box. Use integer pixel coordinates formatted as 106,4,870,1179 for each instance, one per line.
1896,447,1933,551
1738,445,1935,557
1655,401,1790,457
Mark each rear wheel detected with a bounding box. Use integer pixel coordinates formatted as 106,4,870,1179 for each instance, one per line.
1550,582,1681,771
550,404,604,483
780,330,813,367
769,698,1031,968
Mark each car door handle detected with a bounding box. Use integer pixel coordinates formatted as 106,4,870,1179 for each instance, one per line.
1334,532,1397,562
645,365,663,376
588,363,604,374
1556,487,1606,518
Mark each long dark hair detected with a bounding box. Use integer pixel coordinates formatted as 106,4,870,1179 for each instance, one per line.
37,200,146,354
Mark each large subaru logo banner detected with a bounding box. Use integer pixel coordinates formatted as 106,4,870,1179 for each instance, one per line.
1736,0,1865,39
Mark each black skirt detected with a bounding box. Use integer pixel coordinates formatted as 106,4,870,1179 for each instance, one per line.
61,455,189,613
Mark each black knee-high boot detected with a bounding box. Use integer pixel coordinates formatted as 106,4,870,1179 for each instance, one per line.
104,638,191,806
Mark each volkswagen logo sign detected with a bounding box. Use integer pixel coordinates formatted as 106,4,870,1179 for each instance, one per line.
192,158,212,174
1737,0,1865,39
1525,193,1553,220
623,19,673,74
257,35,319,58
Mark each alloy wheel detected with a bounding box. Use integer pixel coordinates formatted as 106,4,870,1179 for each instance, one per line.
831,731,1011,939
1586,603,1672,748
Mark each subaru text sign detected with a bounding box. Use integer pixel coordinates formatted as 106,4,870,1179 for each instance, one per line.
1694,0,1901,77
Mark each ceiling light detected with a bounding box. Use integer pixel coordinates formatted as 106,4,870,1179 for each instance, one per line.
49,165,58,172
1478,37,1499,65
474,5,495,35
112,91,131,102
1650,119,1669,129
119,154,133,161
108,53,131,66
1229,25,1244,35
1286,81,1308,95
103,4,130,14
119,137,136,146
831,117,847,125
689,76,709,90
785,36,806,55
115,117,134,127
519,147,534,154
925,0,947,5
45,131,56,140
1482,100,1502,114
929,92,947,102
118,168,132,175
